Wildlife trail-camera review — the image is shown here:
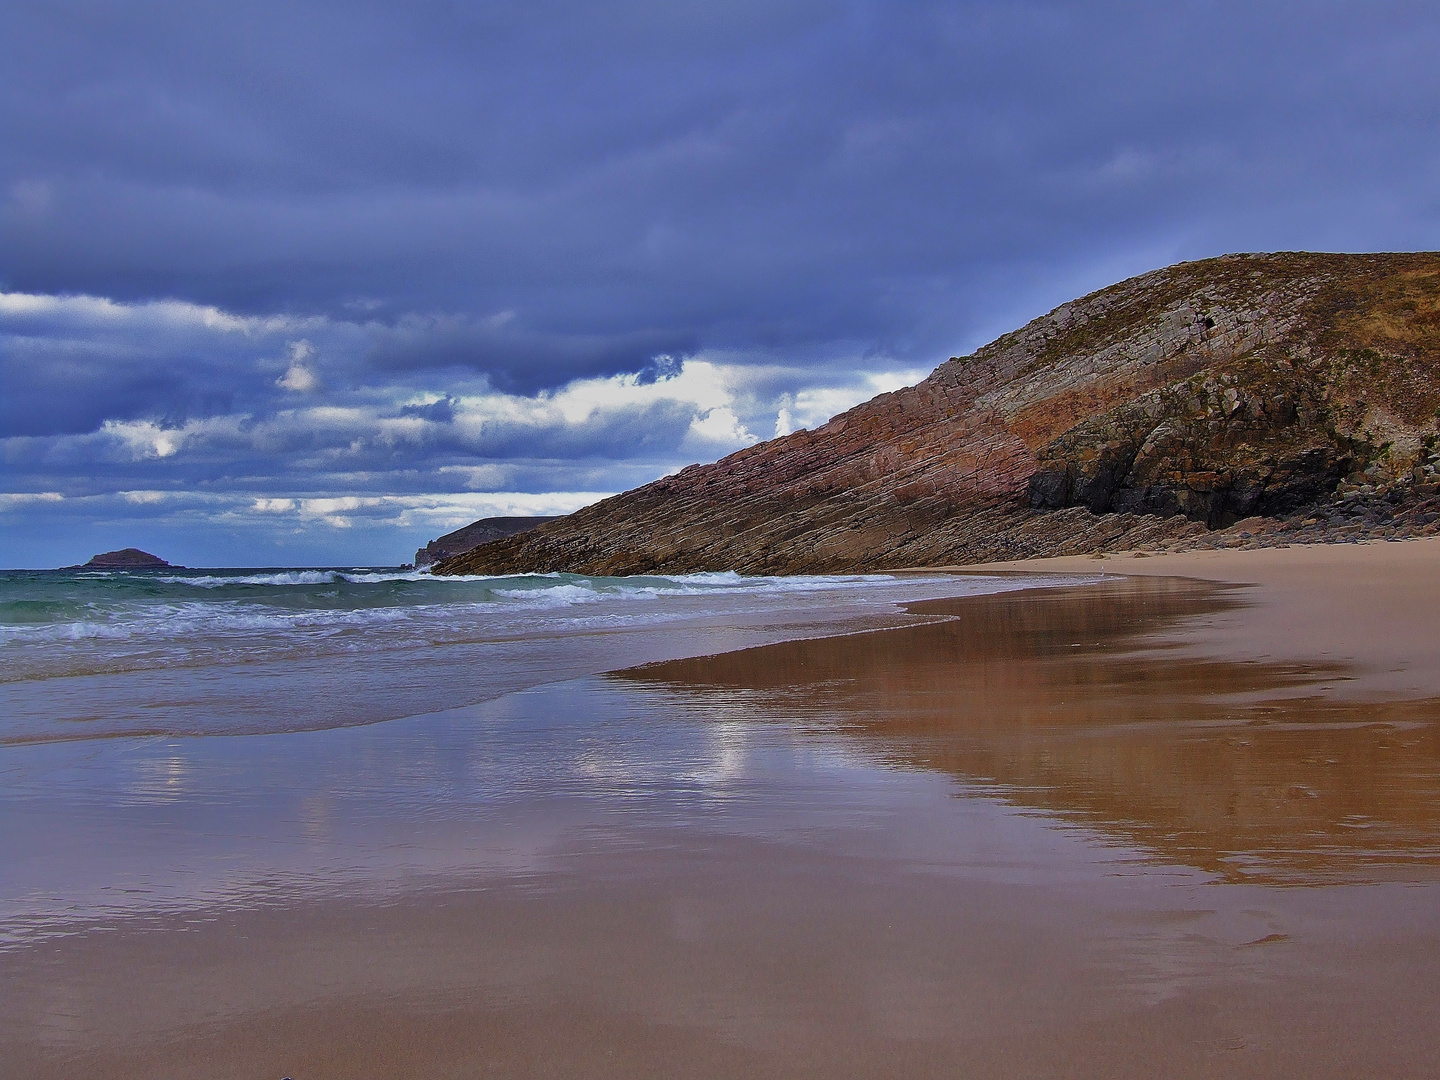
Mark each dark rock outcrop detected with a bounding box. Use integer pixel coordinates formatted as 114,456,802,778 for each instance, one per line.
435,252,1440,576
415,516,561,568
1149,479,1440,553
79,548,173,569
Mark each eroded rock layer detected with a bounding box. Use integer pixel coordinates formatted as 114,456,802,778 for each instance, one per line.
415,516,560,567
436,252,1440,576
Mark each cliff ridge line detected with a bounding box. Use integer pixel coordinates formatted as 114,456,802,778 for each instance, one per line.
435,252,1440,576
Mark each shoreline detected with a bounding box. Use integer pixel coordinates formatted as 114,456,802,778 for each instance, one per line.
4,540,1439,1078
901,534,1440,700
622,564,1440,888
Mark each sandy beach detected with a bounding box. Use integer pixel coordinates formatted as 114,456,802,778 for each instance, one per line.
959,536,1440,701
11,5,1439,1078
4,540,1439,1078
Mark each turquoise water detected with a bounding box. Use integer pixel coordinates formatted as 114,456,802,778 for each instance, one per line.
0,566,1032,744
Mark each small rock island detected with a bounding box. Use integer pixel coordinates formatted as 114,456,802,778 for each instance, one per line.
78,548,175,569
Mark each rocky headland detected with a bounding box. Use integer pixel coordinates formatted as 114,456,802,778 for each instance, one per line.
435,252,1440,576
415,516,561,568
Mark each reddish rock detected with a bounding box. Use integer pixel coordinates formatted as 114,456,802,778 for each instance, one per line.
79,549,172,569
415,516,560,568
436,252,1440,576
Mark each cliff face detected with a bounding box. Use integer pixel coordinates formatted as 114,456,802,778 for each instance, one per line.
435,253,1440,576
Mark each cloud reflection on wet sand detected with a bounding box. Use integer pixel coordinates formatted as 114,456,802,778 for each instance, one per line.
620,577,1440,884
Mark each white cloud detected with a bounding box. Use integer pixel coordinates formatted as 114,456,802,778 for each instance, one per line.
100,419,189,459
3,285,941,564
0,491,64,509
276,339,321,392
17,352,928,485
235,491,606,530
424,358,754,452
97,415,249,460
774,404,796,437
6,285,931,473
541,359,737,425
787,368,927,431
389,492,605,526
684,406,757,451
0,290,312,335
437,464,513,489
18,345,925,485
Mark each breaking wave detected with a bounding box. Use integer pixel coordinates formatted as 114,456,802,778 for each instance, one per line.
0,563,1087,744
0,567,916,653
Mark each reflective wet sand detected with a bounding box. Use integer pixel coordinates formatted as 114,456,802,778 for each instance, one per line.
626,576,1440,884
4,545,1440,1078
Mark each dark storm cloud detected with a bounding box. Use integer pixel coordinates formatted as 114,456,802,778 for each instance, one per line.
7,2,1438,376
0,294,338,438
361,315,700,393
4,1,1440,564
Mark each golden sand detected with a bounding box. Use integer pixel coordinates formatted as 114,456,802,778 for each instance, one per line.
5,540,1439,1078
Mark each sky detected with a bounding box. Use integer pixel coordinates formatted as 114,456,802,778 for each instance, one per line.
3,1,1439,568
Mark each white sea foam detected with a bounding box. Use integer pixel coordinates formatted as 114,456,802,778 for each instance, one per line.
0,571,1002,650
338,570,435,583
0,568,1097,744
1,568,1093,683
0,599,423,647
491,583,607,607
160,570,346,587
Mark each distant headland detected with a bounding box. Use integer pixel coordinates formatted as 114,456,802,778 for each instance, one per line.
414,516,560,568
72,548,177,569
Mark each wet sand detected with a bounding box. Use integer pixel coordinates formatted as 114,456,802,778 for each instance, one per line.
955,536,1440,702
5,542,1440,1078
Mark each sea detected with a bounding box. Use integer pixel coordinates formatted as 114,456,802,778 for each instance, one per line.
1,564,1079,947
0,565,1040,746
6,557,1440,1080
7,563,1440,1076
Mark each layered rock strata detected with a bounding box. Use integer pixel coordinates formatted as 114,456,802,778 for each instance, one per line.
436,252,1440,576
415,516,560,567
